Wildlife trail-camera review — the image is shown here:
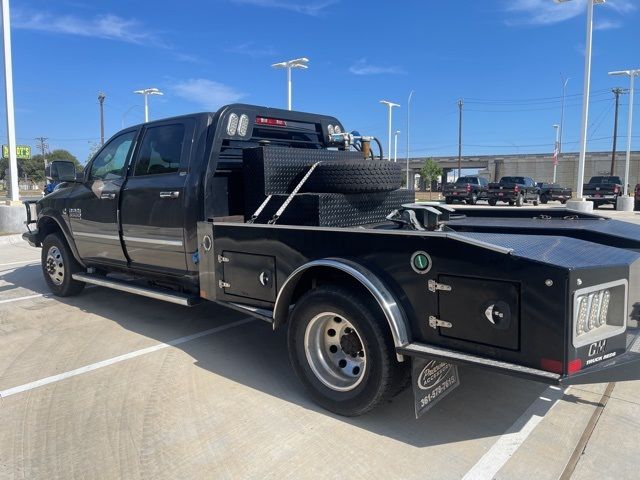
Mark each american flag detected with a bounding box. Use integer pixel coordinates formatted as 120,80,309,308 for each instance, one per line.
553,142,559,166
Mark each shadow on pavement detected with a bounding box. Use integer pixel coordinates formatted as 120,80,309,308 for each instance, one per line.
4,264,556,448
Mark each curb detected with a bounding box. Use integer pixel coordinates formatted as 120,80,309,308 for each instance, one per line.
0,233,24,245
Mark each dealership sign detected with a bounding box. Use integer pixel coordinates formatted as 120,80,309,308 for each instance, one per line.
2,145,31,160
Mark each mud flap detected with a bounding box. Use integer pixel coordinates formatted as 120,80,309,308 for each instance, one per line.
412,357,460,418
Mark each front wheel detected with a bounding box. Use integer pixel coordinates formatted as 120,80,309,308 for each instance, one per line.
515,194,524,207
540,194,549,204
533,194,540,206
287,286,406,417
41,233,85,297
488,198,497,206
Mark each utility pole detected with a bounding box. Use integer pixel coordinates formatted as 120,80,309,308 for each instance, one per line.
1,0,18,203
457,99,463,179
98,91,106,146
610,87,626,176
35,136,48,166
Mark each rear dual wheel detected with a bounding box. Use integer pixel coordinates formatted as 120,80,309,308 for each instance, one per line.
287,286,408,417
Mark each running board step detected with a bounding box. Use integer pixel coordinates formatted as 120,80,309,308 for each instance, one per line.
72,273,199,306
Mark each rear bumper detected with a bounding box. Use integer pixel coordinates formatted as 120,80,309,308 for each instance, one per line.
398,328,640,385
488,192,518,201
585,194,617,202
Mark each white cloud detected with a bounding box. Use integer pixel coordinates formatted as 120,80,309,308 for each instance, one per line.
172,79,246,109
595,19,622,30
504,0,635,27
231,0,338,16
13,11,164,46
349,58,406,76
225,42,278,58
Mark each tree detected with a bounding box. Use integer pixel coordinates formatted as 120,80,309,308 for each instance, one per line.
420,158,443,199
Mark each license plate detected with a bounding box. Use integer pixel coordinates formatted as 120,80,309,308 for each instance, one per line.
498,193,504,196
453,192,458,195
595,194,601,198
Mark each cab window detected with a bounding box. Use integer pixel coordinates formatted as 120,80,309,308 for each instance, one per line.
134,124,186,176
89,131,136,181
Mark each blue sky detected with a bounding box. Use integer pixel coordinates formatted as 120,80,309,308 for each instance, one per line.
3,0,639,163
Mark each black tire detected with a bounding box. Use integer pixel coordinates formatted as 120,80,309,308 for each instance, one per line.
533,194,540,207
540,194,549,204
635,201,640,212
303,161,403,194
445,196,454,204
508,200,515,206
287,286,405,416
41,233,85,297
561,199,568,205
488,198,497,206
515,194,524,207
466,193,478,205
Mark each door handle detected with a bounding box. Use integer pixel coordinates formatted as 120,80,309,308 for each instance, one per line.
159,191,180,199
100,193,115,200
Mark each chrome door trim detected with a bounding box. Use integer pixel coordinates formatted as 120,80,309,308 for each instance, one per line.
122,236,183,247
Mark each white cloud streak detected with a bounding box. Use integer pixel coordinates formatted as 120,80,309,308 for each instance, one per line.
504,0,636,27
13,11,165,46
349,58,406,76
225,42,278,58
231,0,338,16
172,79,246,109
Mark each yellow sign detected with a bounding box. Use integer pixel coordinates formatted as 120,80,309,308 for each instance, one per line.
2,145,31,160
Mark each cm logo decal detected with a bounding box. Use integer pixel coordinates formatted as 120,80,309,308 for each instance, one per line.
588,340,607,357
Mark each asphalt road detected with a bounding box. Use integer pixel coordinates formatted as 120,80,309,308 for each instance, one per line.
0,210,639,479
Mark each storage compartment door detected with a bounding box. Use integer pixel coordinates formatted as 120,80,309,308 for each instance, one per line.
438,275,520,350
222,251,276,302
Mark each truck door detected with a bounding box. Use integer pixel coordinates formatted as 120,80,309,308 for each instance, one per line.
66,130,137,265
120,119,195,274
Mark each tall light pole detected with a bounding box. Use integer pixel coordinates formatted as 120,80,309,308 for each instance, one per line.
271,57,309,111
406,90,414,189
555,0,605,211
394,130,400,163
553,124,560,183
380,100,400,161
609,69,639,201
133,87,163,123
98,91,106,146
558,75,570,164
1,0,18,203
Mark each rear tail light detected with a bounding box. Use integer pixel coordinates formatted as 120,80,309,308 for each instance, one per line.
573,280,627,348
256,116,287,127
514,185,520,192
614,186,620,194
466,185,471,192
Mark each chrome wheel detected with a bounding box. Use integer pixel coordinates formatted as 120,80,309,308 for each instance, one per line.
45,246,65,286
304,312,367,392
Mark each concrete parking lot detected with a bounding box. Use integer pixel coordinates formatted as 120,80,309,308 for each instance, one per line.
1,206,639,480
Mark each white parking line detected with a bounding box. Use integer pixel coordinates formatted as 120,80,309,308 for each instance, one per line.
462,385,565,480
0,293,47,305
0,259,40,268
0,317,254,399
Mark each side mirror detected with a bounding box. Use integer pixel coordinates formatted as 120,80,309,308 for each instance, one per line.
47,160,77,182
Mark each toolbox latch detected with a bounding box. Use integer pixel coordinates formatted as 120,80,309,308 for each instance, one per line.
217,255,230,264
218,280,231,289
429,316,453,329
428,280,452,293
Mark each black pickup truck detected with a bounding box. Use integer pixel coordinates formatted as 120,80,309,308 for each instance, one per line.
584,176,623,208
22,104,640,417
443,176,489,205
487,176,540,207
537,183,572,204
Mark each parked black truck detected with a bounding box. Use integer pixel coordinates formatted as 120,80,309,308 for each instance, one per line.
584,176,623,209
487,176,540,206
537,182,572,204
443,176,489,205
23,104,640,417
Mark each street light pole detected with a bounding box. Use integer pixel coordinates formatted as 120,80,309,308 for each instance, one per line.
558,75,569,163
380,100,400,161
406,90,414,189
133,88,163,123
98,91,106,146
271,58,309,111
609,69,639,199
394,130,400,163
1,0,18,203
553,124,560,183
555,0,605,208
